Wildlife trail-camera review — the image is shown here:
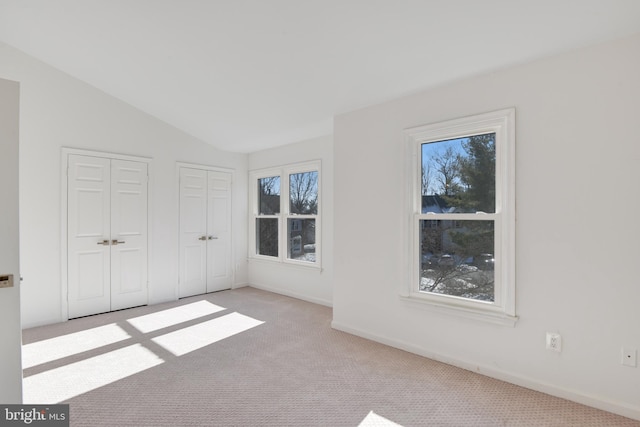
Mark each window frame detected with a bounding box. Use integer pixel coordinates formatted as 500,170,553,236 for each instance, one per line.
403,109,517,325
254,172,281,258
249,161,321,268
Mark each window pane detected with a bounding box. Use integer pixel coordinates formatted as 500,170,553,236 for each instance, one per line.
419,220,494,302
256,218,278,257
289,171,318,214
287,218,315,262
421,133,495,213
258,176,280,214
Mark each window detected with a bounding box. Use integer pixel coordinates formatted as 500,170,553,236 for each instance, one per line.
405,109,516,324
256,176,280,257
250,161,320,266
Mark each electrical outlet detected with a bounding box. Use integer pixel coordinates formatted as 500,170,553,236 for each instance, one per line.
621,348,637,367
546,332,562,352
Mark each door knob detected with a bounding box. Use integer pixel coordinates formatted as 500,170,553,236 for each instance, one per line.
208,236,218,240
198,236,207,241
97,240,110,245
111,240,125,245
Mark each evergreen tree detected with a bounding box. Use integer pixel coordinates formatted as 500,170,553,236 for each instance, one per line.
448,133,496,298
457,133,495,213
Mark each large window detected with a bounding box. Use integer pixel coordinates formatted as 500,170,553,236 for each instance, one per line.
405,109,516,323
250,162,320,266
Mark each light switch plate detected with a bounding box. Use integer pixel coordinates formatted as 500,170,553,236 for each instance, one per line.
0,274,14,288
622,348,637,367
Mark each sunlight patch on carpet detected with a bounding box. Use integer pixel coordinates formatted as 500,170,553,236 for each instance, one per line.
23,344,163,404
127,300,226,333
358,411,403,427
152,312,264,356
22,323,130,369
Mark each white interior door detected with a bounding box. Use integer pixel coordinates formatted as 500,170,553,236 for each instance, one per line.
179,167,232,297
179,167,208,298
207,171,232,292
68,155,112,318
110,159,148,311
67,154,149,318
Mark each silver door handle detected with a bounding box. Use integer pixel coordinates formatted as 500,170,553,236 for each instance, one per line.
198,236,207,241
111,240,125,245
97,240,110,245
208,236,218,240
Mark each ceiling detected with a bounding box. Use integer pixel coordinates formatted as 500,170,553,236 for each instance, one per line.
1,1,640,153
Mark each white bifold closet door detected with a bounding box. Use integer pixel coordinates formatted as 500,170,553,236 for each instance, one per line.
179,167,232,298
67,154,148,319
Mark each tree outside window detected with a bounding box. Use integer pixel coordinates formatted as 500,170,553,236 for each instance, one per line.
420,134,496,301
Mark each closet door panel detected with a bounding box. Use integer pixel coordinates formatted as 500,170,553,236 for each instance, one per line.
67,155,111,318
111,159,148,311
179,167,208,297
207,171,232,292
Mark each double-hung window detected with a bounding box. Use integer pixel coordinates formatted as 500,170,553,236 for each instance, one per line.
405,109,516,324
251,161,320,266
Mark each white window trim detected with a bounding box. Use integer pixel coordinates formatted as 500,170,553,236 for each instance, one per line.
402,109,517,326
249,160,321,269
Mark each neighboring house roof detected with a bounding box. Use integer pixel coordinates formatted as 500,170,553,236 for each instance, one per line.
421,195,457,214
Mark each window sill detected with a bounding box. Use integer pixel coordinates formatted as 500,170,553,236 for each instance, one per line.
399,293,518,327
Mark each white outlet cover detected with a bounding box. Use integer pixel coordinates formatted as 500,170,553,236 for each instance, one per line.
546,332,562,352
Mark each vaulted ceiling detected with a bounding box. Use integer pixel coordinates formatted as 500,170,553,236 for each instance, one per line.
1,1,640,152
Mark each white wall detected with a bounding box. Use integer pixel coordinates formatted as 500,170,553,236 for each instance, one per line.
333,33,640,419
247,135,333,306
0,42,248,328
0,77,22,402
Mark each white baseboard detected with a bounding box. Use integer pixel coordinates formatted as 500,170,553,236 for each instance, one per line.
331,320,640,422
248,282,332,308
232,282,249,289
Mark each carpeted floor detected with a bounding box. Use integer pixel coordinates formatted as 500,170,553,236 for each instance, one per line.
22,287,640,427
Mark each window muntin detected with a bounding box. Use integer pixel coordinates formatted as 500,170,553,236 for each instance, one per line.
250,162,320,267
406,109,515,321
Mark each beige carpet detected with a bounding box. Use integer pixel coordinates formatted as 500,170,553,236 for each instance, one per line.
22,287,640,427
